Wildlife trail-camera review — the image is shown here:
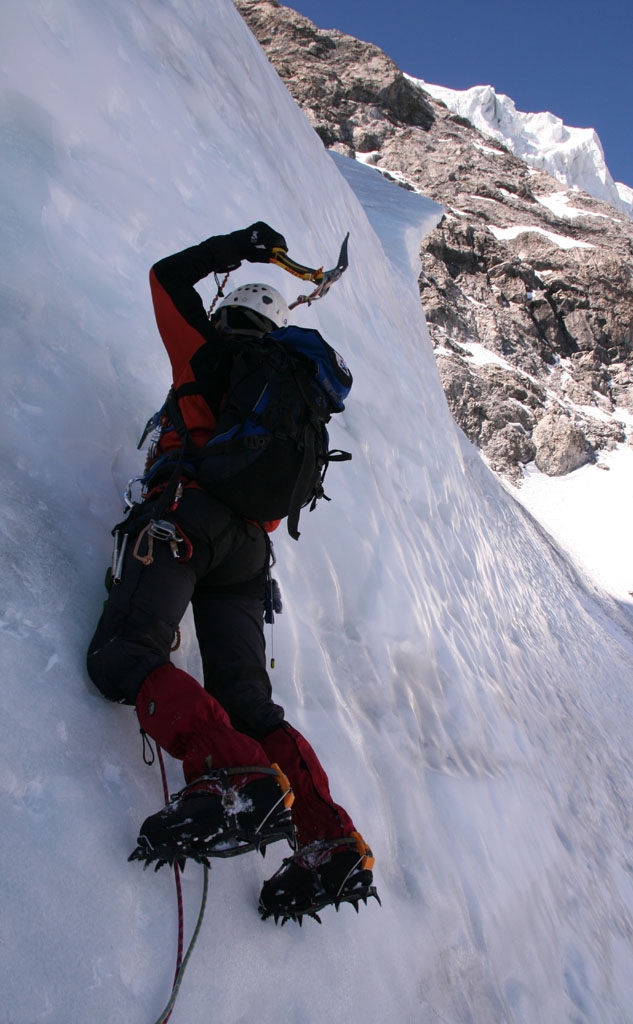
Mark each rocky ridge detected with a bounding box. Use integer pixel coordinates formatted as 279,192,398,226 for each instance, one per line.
236,0,633,483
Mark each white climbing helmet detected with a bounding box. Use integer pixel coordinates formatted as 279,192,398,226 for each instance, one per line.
215,283,289,330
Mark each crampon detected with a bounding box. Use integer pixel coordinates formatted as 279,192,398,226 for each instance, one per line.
259,832,380,925
128,765,295,871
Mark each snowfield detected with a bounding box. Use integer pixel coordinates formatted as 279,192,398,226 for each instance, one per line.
2,2,633,1022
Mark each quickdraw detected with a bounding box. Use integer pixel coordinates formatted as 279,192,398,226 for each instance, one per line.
131,520,193,568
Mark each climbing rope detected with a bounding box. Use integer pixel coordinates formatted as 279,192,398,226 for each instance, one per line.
153,862,209,1024
141,736,210,1024
155,743,184,1016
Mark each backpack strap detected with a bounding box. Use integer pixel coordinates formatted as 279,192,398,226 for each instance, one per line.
286,423,319,541
164,385,196,448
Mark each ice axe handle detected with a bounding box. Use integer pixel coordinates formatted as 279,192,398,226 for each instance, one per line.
273,233,350,308
270,249,323,283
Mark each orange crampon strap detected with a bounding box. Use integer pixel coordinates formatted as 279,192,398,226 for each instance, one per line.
350,831,375,871
271,762,295,809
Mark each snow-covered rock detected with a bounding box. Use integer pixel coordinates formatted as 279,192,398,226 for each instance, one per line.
239,1,633,485
412,80,633,218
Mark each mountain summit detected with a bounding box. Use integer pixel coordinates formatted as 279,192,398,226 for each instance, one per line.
413,79,633,218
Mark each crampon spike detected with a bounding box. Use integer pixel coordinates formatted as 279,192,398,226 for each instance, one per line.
258,834,379,925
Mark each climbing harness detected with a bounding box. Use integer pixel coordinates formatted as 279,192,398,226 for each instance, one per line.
131,519,193,568
109,514,192,587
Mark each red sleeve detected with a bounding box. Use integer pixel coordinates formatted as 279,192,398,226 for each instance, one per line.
149,268,208,383
149,234,245,382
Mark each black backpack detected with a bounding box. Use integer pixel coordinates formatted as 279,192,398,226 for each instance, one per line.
145,327,353,539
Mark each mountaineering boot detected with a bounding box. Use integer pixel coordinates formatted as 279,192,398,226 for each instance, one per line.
129,764,295,870
258,832,380,924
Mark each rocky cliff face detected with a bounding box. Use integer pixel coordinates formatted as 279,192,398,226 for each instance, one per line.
236,0,633,484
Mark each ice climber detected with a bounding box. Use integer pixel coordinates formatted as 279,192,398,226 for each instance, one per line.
86,221,378,923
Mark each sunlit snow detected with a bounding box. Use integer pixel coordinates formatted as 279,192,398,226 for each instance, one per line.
488,223,595,250
3,3,633,1023
535,191,613,221
518,447,633,603
411,78,633,219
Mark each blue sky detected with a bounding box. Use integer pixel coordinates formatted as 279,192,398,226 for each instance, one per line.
285,0,632,188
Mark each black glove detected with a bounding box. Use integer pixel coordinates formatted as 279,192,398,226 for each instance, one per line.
237,221,288,264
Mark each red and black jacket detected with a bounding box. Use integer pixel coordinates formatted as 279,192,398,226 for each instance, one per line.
148,233,280,531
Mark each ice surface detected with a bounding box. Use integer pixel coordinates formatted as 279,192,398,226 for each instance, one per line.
518,447,633,604
2,2,633,1022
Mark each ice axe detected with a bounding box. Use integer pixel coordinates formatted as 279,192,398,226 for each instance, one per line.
271,233,349,309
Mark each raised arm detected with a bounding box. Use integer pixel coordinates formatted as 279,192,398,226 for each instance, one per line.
149,223,288,379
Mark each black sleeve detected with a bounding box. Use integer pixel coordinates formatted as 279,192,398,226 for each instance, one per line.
151,232,246,342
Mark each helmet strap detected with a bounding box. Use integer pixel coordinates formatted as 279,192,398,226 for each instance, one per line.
214,306,272,338
240,308,276,334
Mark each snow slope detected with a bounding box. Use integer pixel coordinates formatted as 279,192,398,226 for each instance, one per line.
3,2,633,1022
412,78,633,218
